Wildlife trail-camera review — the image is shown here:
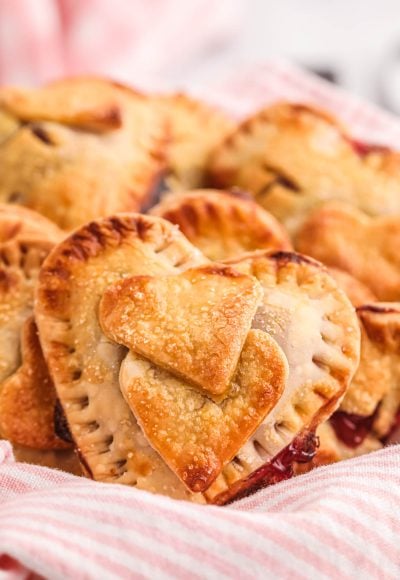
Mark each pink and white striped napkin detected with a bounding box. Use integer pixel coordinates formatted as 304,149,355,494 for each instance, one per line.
1,438,399,579
1,16,400,577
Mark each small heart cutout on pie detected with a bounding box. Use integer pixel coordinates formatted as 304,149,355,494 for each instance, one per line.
119,329,287,491
99,266,263,396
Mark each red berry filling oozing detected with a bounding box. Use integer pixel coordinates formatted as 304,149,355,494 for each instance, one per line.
330,410,377,448
213,431,319,505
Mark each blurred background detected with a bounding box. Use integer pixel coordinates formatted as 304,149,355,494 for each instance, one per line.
1,0,400,113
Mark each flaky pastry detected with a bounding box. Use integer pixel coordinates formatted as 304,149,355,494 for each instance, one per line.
0,77,166,229
208,103,400,233
100,266,264,396
296,201,400,301
151,189,291,260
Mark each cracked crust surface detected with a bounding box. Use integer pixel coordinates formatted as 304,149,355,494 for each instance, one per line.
209,102,400,233
0,77,167,229
35,213,209,501
158,93,235,191
151,189,291,260
205,250,360,501
296,201,400,301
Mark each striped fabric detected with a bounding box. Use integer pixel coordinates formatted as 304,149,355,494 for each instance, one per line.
1,60,400,578
1,440,399,578
196,59,400,147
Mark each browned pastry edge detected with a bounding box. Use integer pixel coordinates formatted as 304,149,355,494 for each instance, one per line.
0,317,70,449
150,189,292,260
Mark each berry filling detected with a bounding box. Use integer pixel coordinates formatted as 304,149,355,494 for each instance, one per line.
350,139,390,157
213,431,319,505
330,410,377,448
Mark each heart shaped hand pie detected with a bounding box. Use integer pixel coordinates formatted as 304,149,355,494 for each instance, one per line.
151,189,291,261
99,267,286,491
0,77,166,229
118,330,285,491
100,266,263,396
36,214,360,503
209,103,400,233
295,201,400,301
205,250,360,503
36,213,287,498
36,214,210,501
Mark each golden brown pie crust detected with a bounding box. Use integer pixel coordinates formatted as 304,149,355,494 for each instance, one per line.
204,250,360,501
344,304,400,438
0,77,167,229
151,189,291,260
0,203,63,246
158,93,234,190
0,317,68,449
296,201,400,301
118,330,286,492
0,209,64,451
0,238,54,384
328,267,377,307
99,265,264,396
208,102,400,233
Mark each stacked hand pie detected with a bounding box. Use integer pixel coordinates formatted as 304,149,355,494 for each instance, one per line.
0,76,399,501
